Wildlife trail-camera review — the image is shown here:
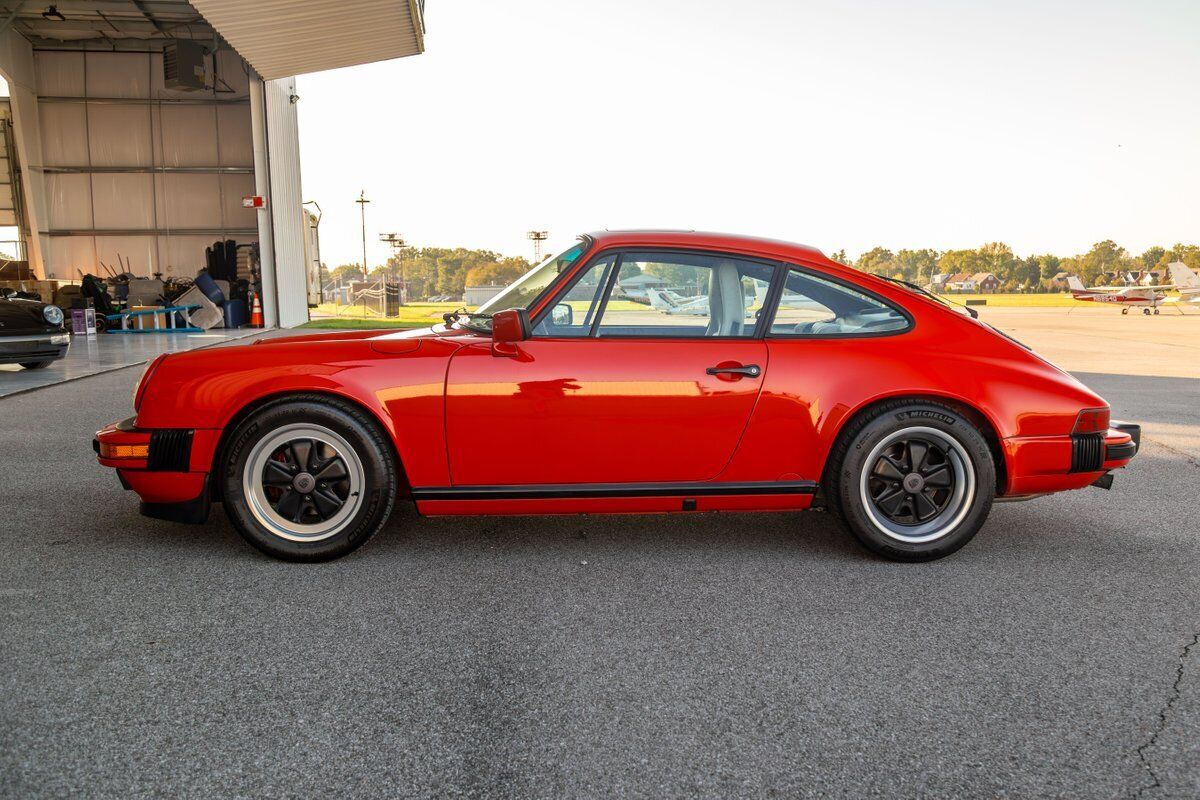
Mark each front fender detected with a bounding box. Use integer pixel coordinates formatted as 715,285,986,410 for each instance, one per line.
134,337,464,487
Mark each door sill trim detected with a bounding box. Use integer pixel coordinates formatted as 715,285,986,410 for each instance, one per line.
411,480,817,502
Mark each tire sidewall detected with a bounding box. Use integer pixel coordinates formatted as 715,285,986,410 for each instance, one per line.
221,399,395,561
837,404,995,561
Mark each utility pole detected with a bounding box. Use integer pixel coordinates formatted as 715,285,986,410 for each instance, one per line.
526,230,549,262
356,190,370,279
380,232,407,305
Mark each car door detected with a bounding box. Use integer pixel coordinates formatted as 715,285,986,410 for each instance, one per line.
443,250,776,486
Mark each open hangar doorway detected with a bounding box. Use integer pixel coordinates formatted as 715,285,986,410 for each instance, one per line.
0,1,334,393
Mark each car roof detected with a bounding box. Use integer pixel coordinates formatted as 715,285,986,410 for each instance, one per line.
583,230,828,264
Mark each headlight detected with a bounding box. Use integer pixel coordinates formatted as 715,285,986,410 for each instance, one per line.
43,305,64,325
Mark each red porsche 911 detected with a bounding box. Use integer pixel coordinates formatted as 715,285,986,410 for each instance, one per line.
95,231,1139,562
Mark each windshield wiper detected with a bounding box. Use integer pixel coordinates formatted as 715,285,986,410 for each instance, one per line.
442,307,493,328
874,275,979,319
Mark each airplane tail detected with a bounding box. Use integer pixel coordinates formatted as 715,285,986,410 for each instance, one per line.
646,288,676,311
1168,262,1200,289
1066,276,1086,292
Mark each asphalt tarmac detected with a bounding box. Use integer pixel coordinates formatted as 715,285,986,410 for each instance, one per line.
2,308,1197,798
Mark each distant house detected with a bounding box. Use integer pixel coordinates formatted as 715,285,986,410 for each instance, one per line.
928,273,949,290
944,272,975,292
971,272,1000,293
1139,270,1163,286
1049,271,1073,289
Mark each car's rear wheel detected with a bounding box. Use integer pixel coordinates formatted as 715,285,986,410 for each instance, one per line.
220,396,397,561
20,360,52,369
827,401,995,561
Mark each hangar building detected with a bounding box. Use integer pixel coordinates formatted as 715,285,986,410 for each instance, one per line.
0,0,425,328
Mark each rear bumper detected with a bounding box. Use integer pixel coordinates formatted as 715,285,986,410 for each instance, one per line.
1003,421,1139,496
94,418,217,523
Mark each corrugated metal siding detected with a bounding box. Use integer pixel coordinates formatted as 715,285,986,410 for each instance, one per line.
190,0,424,81
263,78,308,328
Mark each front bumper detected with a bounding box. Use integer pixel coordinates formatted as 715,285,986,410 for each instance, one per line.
95,417,219,523
0,332,70,365
1003,421,1140,496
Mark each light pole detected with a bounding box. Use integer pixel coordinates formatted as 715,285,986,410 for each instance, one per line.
380,232,407,305
526,230,549,262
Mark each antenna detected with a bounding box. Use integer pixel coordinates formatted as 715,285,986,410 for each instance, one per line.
526,230,549,262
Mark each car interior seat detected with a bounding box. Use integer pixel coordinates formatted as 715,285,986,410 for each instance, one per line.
706,261,746,336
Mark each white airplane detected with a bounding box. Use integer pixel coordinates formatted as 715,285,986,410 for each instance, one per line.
1165,262,1200,309
647,287,709,315
1066,275,1173,315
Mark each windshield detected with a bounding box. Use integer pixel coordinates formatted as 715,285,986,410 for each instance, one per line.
457,240,589,332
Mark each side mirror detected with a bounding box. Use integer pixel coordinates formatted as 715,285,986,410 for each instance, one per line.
490,308,529,356
551,303,573,326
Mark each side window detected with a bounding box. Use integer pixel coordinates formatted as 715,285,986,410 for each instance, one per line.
531,255,616,337
769,269,909,336
597,252,773,338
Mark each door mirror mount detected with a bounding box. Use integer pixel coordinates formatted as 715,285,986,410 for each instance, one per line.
491,308,529,357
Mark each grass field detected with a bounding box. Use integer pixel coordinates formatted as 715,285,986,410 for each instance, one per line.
944,293,1081,307
301,302,465,330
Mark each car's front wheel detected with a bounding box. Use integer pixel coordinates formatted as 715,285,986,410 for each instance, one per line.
220,396,398,561
828,401,995,561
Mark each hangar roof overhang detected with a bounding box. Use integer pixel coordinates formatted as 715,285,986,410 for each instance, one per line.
0,0,425,79
187,0,425,80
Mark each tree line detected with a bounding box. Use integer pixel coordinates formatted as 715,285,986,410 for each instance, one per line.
837,241,1200,291
323,240,1200,301
324,248,534,300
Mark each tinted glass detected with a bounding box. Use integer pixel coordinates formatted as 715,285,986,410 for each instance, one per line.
596,252,773,338
531,255,617,337
769,269,909,336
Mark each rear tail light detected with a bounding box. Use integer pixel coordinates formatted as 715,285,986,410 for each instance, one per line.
1073,407,1110,434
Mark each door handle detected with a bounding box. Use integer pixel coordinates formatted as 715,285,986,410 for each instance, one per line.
706,364,761,378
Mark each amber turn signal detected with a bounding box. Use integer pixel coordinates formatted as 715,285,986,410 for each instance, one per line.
99,442,149,459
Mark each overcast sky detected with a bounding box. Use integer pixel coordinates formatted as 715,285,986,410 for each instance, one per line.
296,0,1200,269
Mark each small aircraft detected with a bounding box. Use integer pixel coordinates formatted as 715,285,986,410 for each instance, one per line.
1066,276,1173,315
1165,262,1200,309
646,287,709,315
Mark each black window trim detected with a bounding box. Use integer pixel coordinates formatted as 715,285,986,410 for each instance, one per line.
763,261,916,340
529,245,784,342
519,234,596,319
527,250,620,338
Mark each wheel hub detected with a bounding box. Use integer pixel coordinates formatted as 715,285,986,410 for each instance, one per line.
902,472,925,493
293,472,316,493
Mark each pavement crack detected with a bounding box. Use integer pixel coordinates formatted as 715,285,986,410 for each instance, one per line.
1133,631,1200,799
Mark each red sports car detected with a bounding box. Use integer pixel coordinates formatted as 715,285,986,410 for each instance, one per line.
95,231,1139,562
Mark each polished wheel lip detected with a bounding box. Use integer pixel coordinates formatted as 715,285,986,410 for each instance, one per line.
243,422,364,543
859,425,975,544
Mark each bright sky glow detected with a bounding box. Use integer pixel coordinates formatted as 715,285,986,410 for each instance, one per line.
297,0,1200,268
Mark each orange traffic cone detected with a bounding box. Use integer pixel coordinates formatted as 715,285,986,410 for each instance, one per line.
250,292,264,327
